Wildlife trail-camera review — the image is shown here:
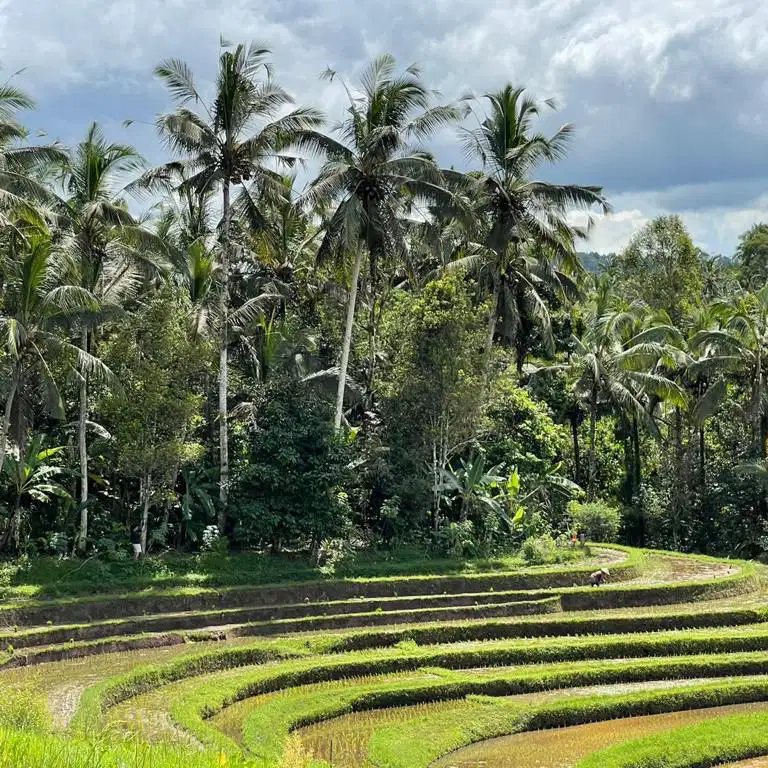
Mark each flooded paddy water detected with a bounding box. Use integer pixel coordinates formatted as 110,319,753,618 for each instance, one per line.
291,677,755,767
434,702,768,768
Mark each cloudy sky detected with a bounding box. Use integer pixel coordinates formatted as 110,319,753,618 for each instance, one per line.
2,0,767,255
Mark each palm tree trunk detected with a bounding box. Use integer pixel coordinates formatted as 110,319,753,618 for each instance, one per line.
588,392,597,500
335,248,364,430
0,503,21,553
218,181,231,533
140,473,152,553
0,380,17,475
484,275,501,382
632,415,642,497
570,414,581,484
77,328,89,553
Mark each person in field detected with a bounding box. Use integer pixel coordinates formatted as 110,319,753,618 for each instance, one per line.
590,567,609,587
130,526,143,560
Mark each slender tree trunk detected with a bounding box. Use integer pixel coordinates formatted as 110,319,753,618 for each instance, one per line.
140,474,152,553
0,380,17,475
218,182,231,533
432,440,440,533
368,285,377,394
570,413,581,484
484,275,501,382
588,391,597,500
0,502,21,553
77,328,89,553
698,426,706,492
632,415,642,497
334,248,363,430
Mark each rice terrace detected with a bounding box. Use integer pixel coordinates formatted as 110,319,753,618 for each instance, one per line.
5,546,768,768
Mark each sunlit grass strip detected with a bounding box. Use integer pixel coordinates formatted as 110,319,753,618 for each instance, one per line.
0,589,560,649
367,677,768,768
330,605,768,652
0,546,642,626
69,638,306,735
0,544,607,602
0,728,247,768
578,710,768,767
4,597,767,662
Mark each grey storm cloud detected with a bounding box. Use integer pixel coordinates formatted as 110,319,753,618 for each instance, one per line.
1,0,767,253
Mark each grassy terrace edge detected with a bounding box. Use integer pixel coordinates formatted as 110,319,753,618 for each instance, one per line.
577,709,768,767
1,558,756,668
0,545,640,623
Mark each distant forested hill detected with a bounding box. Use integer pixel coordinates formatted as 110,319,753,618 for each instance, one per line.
579,251,615,272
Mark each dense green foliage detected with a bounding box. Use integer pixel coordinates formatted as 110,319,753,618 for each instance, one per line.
0,39,766,565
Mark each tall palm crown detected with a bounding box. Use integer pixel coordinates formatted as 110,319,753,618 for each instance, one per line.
60,122,158,301
692,287,768,456
298,54,464,269
0,223,106,463
295,55,464,420
0,82,66,217
461,86,611,369
563,278,685,495
153,42,323,219
464,85,609,254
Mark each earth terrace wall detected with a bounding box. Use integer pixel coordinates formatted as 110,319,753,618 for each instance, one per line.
0,547,642,627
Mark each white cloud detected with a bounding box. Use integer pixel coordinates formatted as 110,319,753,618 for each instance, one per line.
1,0,767,254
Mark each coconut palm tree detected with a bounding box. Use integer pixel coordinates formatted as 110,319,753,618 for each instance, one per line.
544,277,685,498
460,85,610,372
692,287,768,460
0,80,66,219
293,54,465,429
153,41,323,530
57,122,165,552
0,221,111,486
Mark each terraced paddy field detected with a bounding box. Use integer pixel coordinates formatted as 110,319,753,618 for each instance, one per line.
6,545,768,767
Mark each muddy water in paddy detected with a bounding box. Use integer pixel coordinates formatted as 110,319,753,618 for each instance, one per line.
294,677,747,768
434,702,768,768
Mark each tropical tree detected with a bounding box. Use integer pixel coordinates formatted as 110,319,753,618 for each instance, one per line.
153,40,323,530
58,122,164,552
692,287,768,461
0,222,109,495
460,85,610,373
294,54,465,429
547,278,685,498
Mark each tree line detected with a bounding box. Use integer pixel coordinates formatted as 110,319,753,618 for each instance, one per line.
1,40,767,561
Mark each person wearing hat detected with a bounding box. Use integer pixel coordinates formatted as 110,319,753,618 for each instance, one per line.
590,567,609,587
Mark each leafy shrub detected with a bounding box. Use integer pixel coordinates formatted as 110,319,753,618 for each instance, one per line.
568,500,621,542
231,377,350,551
521,534,559,565
434,520,476,558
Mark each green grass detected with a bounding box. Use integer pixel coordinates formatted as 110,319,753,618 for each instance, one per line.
0,728,250,768
0,544,592,601
578,710,768,767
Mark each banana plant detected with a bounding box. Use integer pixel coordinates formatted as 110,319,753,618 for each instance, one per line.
438,453,525,530
0,437,71,552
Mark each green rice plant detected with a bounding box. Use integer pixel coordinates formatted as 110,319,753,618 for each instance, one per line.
578,710,768,767
367,677,768,767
